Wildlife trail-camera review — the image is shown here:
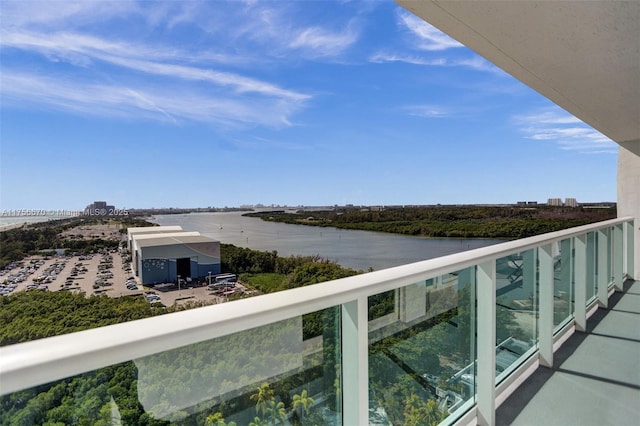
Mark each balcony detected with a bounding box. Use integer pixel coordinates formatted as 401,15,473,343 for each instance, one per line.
1,217,635,425
496,277,640,425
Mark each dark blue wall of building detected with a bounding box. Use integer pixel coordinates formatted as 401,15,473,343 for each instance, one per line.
141,258,221,285
141,258,169,285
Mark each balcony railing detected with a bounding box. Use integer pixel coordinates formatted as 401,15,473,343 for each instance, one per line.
0,217,634,425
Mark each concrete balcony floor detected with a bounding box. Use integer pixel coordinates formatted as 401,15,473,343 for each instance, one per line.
497,279,640,425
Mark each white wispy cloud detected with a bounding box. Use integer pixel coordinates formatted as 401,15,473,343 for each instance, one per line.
1,1,370,128
227,4,361,60
1,22,311,127
514,108,617,154
1,0,140,29
102,55,309,101
232,136,312,151
289,23,359,58
369,52,502,74
1,70,303,128
152,1,360,61
516,110,583,125
1,30,247,66
369,52,446,66
375,10,506,76
397,11,463,51
404,105,451,118
4,0,361,61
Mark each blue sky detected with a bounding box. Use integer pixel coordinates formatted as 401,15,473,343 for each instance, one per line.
0,0,618,210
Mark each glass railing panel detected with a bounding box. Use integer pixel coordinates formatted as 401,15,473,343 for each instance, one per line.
553,238,574,332
0,308,342,425
598,227,613,289
495,250,538,380
586,231,597,304
368,268,476,426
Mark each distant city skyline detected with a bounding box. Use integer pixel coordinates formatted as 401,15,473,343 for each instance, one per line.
0,1,617,211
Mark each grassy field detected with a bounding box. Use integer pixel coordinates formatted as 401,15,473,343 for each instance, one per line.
240,272,288,294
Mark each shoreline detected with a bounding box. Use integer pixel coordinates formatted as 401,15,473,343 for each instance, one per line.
0,216,80,233
0,223,27,232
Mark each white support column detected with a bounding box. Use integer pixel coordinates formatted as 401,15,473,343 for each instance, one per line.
477,261,496,426
597,229,609,308
574,235,587,331
341,298,368,426
538,244,554,367
614,225,624,291
617,142,639,280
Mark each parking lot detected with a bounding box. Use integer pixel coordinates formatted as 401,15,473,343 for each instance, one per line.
1,251,231,307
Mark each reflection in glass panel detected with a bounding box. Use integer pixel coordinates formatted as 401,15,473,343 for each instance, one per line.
0,308,341,425
369,289,396,323
495,250,538,378
368,268,475,426
553,239,574,331
586,232,597,303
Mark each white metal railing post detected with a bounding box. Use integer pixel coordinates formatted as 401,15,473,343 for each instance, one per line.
623,221,629,276
477,261,496,426
597,229,609,308
614,225,624,291
623,220,634,279
574,234,587,331
625,219,640,279
538,244,554,367
341,298,368,425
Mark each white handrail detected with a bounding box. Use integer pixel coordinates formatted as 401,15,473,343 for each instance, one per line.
0,217,632,395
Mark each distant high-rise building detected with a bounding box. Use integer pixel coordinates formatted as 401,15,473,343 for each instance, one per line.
547,198,563,206
565,198,578,207
85,201,115,215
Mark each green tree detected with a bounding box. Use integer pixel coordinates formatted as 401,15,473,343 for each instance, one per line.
248,417,269,426
205,412,237,426
250,383,275,418
266,400,286,426
292,389,314,420
403,394,445,426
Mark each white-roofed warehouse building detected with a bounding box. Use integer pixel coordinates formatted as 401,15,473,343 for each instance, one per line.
128,229,221,285
126,226,184,252
130,231,201,276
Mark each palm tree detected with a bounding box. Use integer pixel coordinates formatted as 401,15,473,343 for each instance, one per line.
403,394,445,426
205,412,237,426
292,389,315,420
424,398,446,425
248,416,269,426
267,400,286,426
250,383,275,418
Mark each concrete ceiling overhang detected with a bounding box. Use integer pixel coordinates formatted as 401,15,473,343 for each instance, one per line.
396,0,640,146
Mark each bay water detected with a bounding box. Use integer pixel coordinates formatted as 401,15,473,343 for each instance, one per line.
151,211,504,271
